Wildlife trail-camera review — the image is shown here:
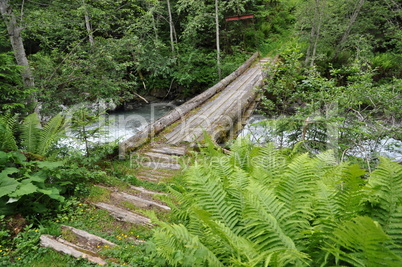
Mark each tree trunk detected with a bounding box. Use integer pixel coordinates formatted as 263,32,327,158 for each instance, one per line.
305,0,326,66
166,0,175,53
0,0,35,88
215,0,221,80
82,0,94,46
334,0,365,58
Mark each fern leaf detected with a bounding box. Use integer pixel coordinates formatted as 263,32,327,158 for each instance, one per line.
275,153,316,225
325,216,402,266
365,158,402,254
243,184,300,255
21,113,40,153
193,209,259,264
36,113,67,156
152,223,224,267
0,115,18,151
185,163,241,232
250,143,287,187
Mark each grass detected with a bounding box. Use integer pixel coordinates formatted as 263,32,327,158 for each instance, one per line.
23,249,98,267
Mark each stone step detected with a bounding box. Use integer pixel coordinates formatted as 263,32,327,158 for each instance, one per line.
150,145,187,156
111,191,171,211
40,235,107,265
130,186,168,196
60,225,116,251
142,161,181,170
142,152,178,163
93,202,151,225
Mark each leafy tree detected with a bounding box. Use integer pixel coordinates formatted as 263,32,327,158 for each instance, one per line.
259,44,402,165
0,0,38,112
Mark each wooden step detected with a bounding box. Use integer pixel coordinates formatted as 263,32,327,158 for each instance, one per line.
135,169,175,182
60,225,116,251
111,191,171,211
142,161,181,170
136,170,172,182
150,145,187,156
40,235,107,265
130,186,168,196
93,202,151,225
142,152,178,163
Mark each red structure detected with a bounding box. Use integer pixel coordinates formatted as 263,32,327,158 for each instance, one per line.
225,14,255,22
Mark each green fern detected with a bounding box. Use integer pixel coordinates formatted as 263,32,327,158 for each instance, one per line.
20,113,67,156
0,115,18,151
152,140,402,266
185,163,241,231
243,185,298,251
365,158,402,255
36,113,66,156
152,223,224,267
21,113,41,153
274,153,316,233
325,216,402,266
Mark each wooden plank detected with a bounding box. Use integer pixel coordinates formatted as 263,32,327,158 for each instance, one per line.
164,62,264,144
60,225,116,250
150,146,187,156
142,152,178,163
111,191,170,211
40,235,107,265
163,66,261,144
142,161,181,170
93,202,151,225
136,169,174,182
130,186,168,196
120,52,260,153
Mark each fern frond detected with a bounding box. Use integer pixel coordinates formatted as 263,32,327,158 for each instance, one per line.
243,184,298,253
325,216,402,266
250,143,287,187
275,153,316,224
36,113,67,156
21,113,40,153
152,223,224,267
314,163,366,229
194,209,259,265
229,137,256,171
0,115,18,151
186,164,240,231
365,158,402,254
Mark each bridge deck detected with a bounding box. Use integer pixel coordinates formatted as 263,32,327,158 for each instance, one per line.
121,54,275,157
164,58,269,145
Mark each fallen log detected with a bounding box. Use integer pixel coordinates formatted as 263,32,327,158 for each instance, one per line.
120,52,260,154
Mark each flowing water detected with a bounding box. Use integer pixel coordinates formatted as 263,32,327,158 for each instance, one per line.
63,102,402,162
239,115,402,162
62,102,175,152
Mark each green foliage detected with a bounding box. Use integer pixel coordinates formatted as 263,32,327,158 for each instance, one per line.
150,138,402,266
260,45,402,164
69,107,108,157
364,158,402,255
0,115,18,151
20,113,67,156
0,151,65,216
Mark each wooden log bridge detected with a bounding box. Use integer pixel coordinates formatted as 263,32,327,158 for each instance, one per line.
121,52,275,155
